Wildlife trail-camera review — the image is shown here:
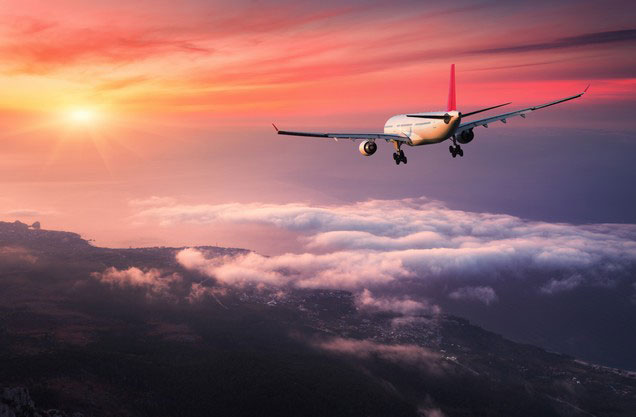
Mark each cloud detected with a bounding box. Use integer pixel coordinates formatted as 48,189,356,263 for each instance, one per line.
357,289,439,315
129,196,178,208
177,248,411,289
161,198,636,296
448,286,498,305
0,18,211,74
540,274,585,295
94,76,150,92
0,5,356,78
306,230,447,251
420,408,446,417
91,267,181,297
4,209,54,217
2,2,634,118
315,337,443,373
0,246,38,265
186,282,229,306
475,29,636,55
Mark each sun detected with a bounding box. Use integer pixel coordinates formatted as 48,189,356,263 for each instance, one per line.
67,108,99,125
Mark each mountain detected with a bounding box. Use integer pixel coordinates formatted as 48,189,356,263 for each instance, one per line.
1,387,82,417
0,221,634,416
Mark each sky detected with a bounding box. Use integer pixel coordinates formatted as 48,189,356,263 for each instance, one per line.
1,0,636,372
0,0,635,250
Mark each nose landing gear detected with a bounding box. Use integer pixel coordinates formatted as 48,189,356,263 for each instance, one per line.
393,150,408,165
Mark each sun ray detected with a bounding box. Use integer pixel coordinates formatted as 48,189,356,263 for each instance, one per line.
87,128,114,179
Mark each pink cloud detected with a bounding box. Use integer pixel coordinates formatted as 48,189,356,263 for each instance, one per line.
176,248,412,289
92,266,181,297
2,1,634,118
420,408,446,417
156,198,636,294
0,246,37,265
315,337,444,373
186,282,229,306
357,289,439,315
0,21,210,74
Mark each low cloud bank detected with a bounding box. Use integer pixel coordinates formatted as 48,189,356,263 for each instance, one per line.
357,289,440,315
92,267,182,298
176,248,411,289
125,197,636,314
448,286,498,305
315,337,443,373
0,246,37,265
150,197,636,304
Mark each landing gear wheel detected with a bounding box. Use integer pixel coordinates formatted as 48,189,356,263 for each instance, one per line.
394,151,406,165
449,144,463,158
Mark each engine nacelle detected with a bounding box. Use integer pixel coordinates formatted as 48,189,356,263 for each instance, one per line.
457,128,474,144
359,140,377,156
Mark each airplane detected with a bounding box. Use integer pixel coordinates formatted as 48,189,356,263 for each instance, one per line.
273,64,588,165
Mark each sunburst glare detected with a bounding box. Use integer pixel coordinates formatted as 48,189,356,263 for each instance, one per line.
67,108,99,125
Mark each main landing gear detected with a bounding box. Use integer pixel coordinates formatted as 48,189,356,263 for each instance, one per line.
393,149,407,165
449,145,463,158
392,141,407,165
449,136,464,158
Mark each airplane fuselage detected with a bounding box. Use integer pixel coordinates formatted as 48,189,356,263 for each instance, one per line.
383,111,461,146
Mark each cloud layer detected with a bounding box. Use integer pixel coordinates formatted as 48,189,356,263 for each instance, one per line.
136,197,636,302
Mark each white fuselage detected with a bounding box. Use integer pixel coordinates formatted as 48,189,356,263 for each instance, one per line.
383,111,461,146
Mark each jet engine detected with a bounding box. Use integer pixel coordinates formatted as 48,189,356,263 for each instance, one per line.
457,128,474,144
359,140,377,156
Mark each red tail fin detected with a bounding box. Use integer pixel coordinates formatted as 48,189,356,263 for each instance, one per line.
447,64,456,111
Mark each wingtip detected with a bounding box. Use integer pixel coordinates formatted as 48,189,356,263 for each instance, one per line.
584,84,590,93
272,123,279,132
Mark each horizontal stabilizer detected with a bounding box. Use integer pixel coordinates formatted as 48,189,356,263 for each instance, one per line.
405,114,449,119
461,102,511,118
406,113,453,124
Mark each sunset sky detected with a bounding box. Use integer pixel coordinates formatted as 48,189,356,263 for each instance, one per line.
1,0,635,251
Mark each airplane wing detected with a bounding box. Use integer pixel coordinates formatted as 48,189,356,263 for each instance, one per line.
273,125,410,143
455,86,589,134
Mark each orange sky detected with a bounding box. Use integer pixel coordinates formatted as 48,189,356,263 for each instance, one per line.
1,1,634,119
0,0,635,250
